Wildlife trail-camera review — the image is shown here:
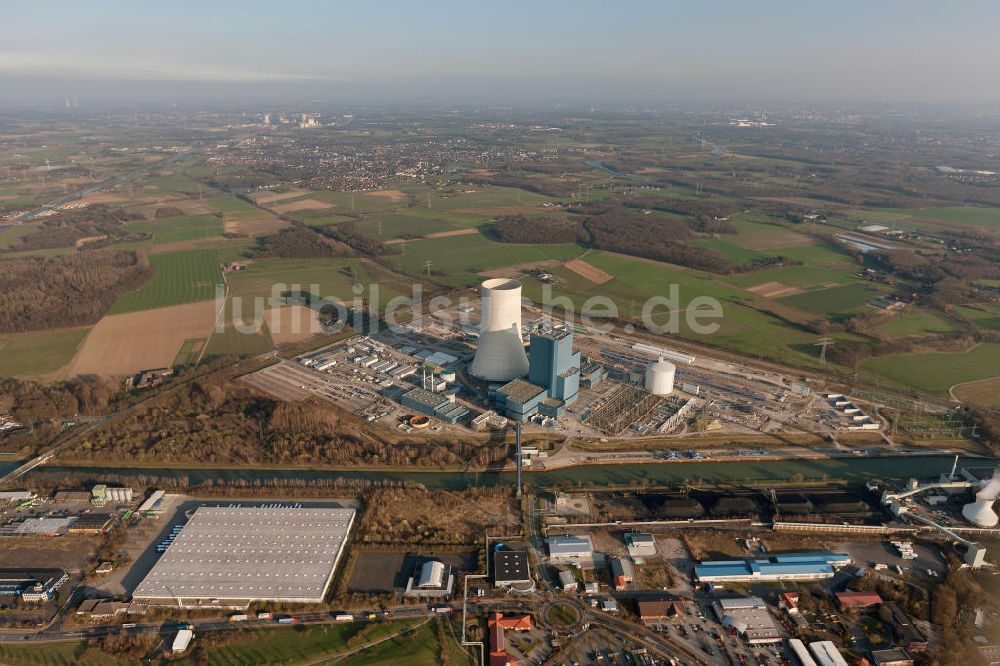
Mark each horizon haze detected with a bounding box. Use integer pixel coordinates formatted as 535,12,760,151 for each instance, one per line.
4,0,1000,108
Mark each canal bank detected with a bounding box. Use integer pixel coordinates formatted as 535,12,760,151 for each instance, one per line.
27,455,995,490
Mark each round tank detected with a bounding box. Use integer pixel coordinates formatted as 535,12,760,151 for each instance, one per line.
470,278,530,381
439,369,457,383
644,357,675,395
963,474,1000,528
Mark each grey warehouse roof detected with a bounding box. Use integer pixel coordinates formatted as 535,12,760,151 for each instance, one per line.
133,506,355,604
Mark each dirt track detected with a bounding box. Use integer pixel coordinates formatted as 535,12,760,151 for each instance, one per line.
565,258,614,284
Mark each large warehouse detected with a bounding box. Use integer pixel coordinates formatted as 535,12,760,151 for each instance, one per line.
133,506,355,608
695,552,852,583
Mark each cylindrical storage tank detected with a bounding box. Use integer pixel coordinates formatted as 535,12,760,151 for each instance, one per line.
644,357,675,395
470,278,530,381
439,369,457,383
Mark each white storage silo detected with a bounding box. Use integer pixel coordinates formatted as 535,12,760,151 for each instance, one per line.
644,357,675,395
470,278,529,381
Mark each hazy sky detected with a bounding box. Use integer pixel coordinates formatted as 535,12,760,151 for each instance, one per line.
4,0,1000,105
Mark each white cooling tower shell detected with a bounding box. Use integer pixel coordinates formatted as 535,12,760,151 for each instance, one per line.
962,474,1000,528
470,278,529,382
645,357,676,395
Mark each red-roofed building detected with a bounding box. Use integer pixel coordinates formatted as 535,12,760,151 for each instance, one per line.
779,591,800,613
489,613,532,666
836,591,882,609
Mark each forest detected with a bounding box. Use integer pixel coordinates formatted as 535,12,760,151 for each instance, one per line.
492,205,735,273
314,221,402,258
0,205,144,252
0,249,152,332
65,379,509,468
251,225,355,259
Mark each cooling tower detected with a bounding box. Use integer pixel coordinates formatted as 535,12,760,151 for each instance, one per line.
470,278,529,382
962,473,1000,528
645,357,676,395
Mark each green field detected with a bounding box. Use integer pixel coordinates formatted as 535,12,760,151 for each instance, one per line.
171,619,435,666
353,212,456,240
779,283,880,321
125,214,223,244
0,221,44,249
0,642,139,666
144,172,203,196
394,232,583,287
723,264,861,290
173,337,206,365
849,206,1000,231
0,327,89,377
694,238,772,265
863,343,1000,395
516,250,866,369
110,249,222,314
874,310,956,337
956,303,1000,332
205,195,262,221
225,258,409,306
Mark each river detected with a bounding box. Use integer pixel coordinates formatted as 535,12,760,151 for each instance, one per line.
31,455,993,490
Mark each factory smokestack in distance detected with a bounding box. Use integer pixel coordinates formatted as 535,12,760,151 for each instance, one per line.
470,278,529,382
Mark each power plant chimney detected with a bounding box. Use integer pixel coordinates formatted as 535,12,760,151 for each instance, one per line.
470,278,529,382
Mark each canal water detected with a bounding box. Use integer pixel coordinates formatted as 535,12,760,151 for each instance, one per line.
33,455,993,490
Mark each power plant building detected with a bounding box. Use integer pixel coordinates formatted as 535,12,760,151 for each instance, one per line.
493,326,585,422
400,387,469,424
528,328,581,406
494,379,548,422
470,279,529,382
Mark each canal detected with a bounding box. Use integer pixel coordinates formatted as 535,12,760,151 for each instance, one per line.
30,454,994,490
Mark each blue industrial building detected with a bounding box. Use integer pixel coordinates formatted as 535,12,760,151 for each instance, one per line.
528,328,581,406
695,552,852,583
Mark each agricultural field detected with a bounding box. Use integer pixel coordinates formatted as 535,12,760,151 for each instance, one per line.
874,310,957,337
170,619,444,666
0,327,90,377
395,231,583,287
70,299,218,376
225,258,410,306
848,206,1000,233
125,213,223,245
956,303,1000,332
516,250,866,369
951,377,1000,410
110,249,222,314
863,343,1000,396
0,642,140,666
204,194,286,236
779,283,881,321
